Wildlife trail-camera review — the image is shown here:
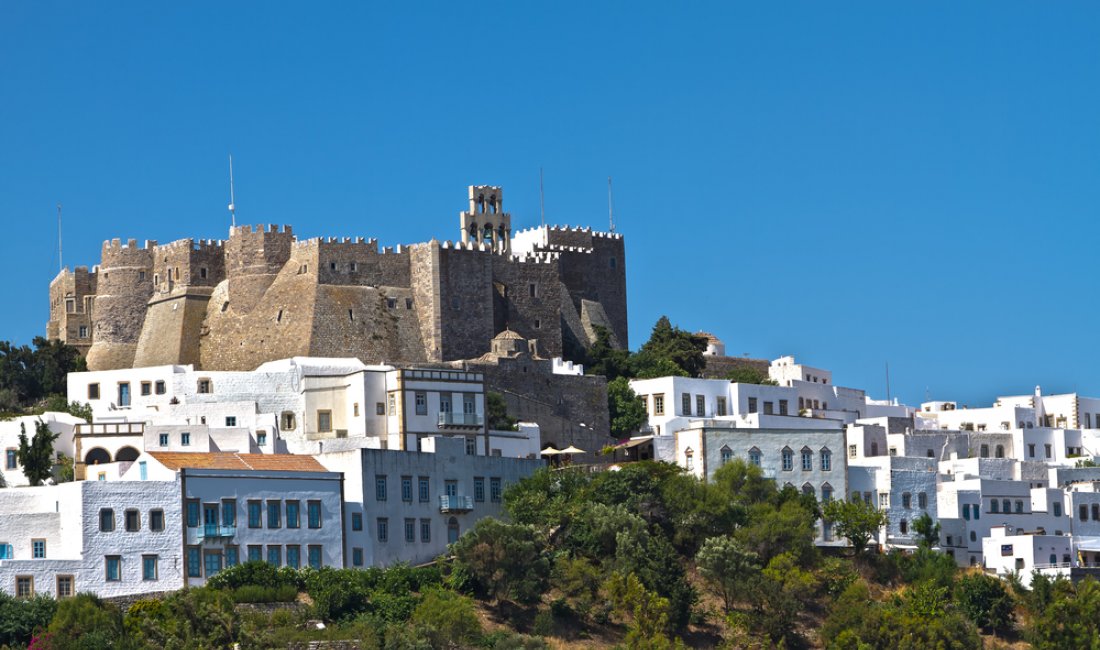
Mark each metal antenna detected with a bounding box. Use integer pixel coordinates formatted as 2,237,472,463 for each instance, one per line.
607,176,615,232
539,167,545,227
228,154,237,227
885,361,892,402
57,203,63,272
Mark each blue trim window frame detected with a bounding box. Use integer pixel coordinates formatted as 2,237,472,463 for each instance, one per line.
186,500,200,528
286,501,300,529
308,501,322,529
308,545,322,569
186,547,201,577
248,501,262,528
267,500,282,529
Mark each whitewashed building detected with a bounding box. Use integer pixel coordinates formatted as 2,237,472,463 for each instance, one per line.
0,413,85,487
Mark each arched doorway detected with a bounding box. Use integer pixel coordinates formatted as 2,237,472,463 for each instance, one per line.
115,446,140,462
85,448,111,465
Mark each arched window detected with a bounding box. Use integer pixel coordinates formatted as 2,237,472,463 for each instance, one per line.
821,483,833,503
1015,500,1023,513
802,483,814,497
1002,499,1011,513
468,223,478,240
995,445,1005,458
991,499,999,513
720,445,732,466
781,447,793,471
801,447,813,471
748,447,761,467
684,447,694,471
820,448,832,471
482,224,495,244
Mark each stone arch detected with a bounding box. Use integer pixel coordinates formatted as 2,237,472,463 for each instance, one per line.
115,446,140,462
85,447,111,465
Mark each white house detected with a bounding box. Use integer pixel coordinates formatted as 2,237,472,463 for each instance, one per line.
0,413,84,487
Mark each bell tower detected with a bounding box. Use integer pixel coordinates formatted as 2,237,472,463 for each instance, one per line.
459,185,510,254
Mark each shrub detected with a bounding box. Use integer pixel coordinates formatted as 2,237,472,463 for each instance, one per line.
232,584,298,603
206,561,301,591
0,592,58,647
410,588,482,648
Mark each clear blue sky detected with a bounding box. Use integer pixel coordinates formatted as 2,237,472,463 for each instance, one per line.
2,2,1098,408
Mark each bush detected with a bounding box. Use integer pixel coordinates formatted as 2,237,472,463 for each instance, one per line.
0,592,58,647
410,588,483,648
206,561,302,591
232,584,299,603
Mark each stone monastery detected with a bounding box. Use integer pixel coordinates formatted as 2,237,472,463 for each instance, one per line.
47,185,628,373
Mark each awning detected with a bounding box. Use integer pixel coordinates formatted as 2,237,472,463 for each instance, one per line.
540,447,561,456
617,437,653,449
560,445,585,455
1077,538,1100,552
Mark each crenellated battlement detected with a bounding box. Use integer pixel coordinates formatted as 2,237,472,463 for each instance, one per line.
103,238,158,251
231,224,293,236
157,238,225,253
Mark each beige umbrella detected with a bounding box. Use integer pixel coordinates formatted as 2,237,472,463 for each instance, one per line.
540,446,561,456
559,445,585,455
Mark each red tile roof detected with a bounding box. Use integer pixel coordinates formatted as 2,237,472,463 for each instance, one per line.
147,452,327,472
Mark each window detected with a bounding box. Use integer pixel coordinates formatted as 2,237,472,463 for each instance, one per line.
16,576,33,598
256,431,267,447
973,504,979,520
779,399,788,416
225,416,237,427
1002,499,1011,513
106,554,125,581
749,447,762,467
88,383,100,400
248,546,262,563
720,446,733,466
401,476,413,502
821,484,833,503
5,449,15,470
197,379,212,394
141,508,161,533
1046,444,1053,459
763,401,774,415
421,519,431,543
376,401,386,416
696,395,706,417
267,501,282,528
747,397,757,413
419,477,430,503
158,433,168,447
32,539,45,559
125,509,140,532
802,483,814,497
474,477,485,502
0,543,10,560
900,519,908,535
1054,502,1063,517
918,492,928,509
963,504,971,520
980,444,989,458
870,442,878,456
281,412,296,430
684,448,694,471
351,512,363,531
1015,500,1024,513
286,545,301,569
653,394,665,416
118,382,131,407
716,397,727,416
140,381,152,396
143,555,158,580
490,477,502,503
318,410,332,433
375,475,388,501
970,531,977,543
378,518,389,543
286,501,300,529
267,546,281,567
56,575,73,598
848,445,857,459
991,500,1000,513
308,500,322,529
186,500,200,527
388,394,396,415
466,437,476,455
801,448,813,471
995,445,1005,459
181,432,191,446
415,392,427,416
781,448,793,471
405,518,416,543
353,403,360,417
820,448,831,471
308,545,322,569
902,493,911,509
100,508,115,532
78,325,88,338
1093,504,1100,521
248,500,262,528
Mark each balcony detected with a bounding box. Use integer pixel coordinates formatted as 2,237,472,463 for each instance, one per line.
439,495,474,513
437,413,483,429
197,524,237,541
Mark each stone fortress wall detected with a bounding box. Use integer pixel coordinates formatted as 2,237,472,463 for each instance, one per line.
46,185,629,376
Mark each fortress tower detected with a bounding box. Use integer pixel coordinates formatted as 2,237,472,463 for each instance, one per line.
84,239,155,370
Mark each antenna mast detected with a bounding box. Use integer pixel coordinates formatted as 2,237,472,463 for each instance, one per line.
607,176,615,232
57,203,63,272
885,361,892,403
228,154,237,227
539,167,545,228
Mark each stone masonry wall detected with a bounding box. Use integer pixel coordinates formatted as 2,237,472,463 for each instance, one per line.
86,239,155,370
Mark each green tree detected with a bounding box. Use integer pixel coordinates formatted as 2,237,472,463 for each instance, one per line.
636,316,706,378
724,365,777,385
0,591,57,647
712,458,777,506
607,377,647,439
486,391,518,431
46,593,124,648
605,571,677,648
40,394,93,422
823,498,888,555
16,420,60,486
695,535,760,613
410,588,483,648
585,325,631,381
911,512,941,549
955,572,1014,634
451,518,550,607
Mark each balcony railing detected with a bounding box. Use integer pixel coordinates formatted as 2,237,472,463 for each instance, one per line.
437,413,483,428
439,495,474,513
197,524,237,540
